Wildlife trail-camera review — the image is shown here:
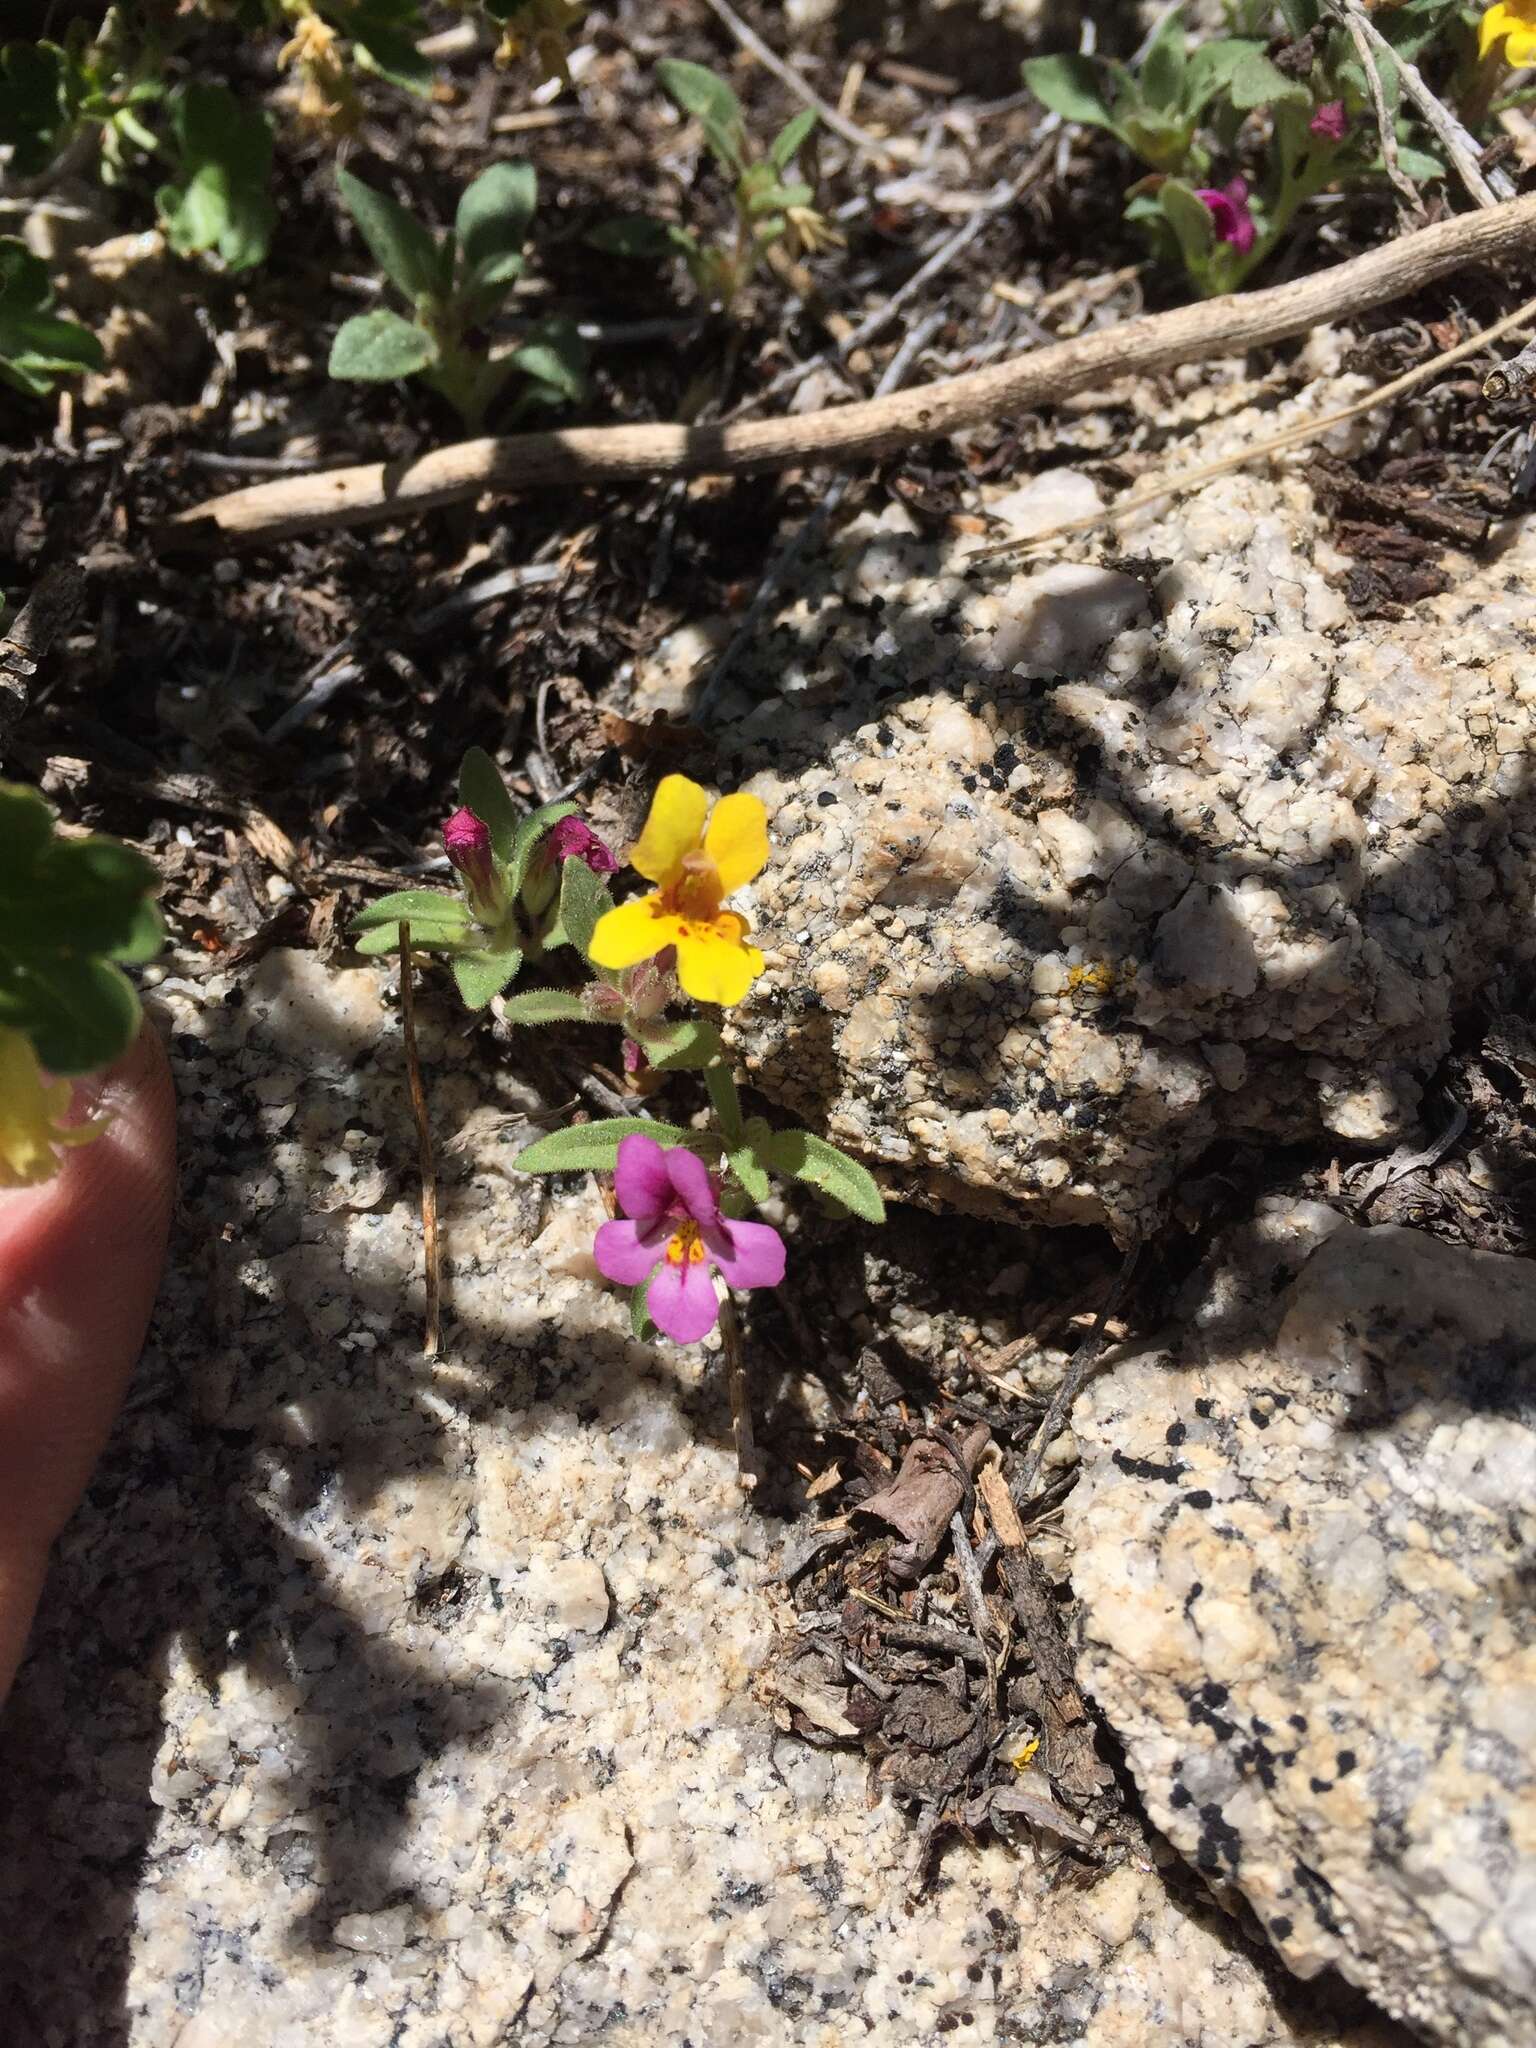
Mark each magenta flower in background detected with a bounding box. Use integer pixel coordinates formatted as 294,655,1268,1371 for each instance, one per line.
595,1133,785,1343
1309,100,1348,143
545,815,618,875
1195,177,1256,254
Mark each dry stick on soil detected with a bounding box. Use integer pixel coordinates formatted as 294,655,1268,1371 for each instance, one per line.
1326,0,1512,209
0,560,85,768
397,923,441,1358
172,194,1536,548
976,284,1536,560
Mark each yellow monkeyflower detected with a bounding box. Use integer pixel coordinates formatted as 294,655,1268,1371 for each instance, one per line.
1481,0,1536,64
589,776,769,1007
0,1026,104,1190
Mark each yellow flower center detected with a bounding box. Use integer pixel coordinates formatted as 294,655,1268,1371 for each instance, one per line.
665,1222,706,1267
665,851,725,926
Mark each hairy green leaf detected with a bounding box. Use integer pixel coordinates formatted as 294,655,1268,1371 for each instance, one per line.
637,1017,722,1072
1157,175,1218,271
759,1129,885,1223
337,166,447,302
1140,7,1186,112
500,988,587,1025
508,798,579,894
452,940,524,1009
1224,45,1309,109
658,57,748,173
509,317,587,409
350,888,470,933
457,746,521,867
329,309,437,381
703,1058,743,1145
547,853,610,959
630,1282,657,1342
157,84,274,272
454,160,535,314
516,1117,693,1173
768,106,818,170
726,1137,771,1206
1021,54,1121,135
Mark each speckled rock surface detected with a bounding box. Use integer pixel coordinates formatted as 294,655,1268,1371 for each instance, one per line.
0,953,1391,2048
661,369,1536,1235
1067,1202,1536,2047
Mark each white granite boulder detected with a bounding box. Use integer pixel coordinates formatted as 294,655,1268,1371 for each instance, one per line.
1067,1202,1536,2046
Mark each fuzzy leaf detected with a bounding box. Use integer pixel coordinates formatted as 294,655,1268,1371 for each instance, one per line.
452,940,524,1009
454,160,535,313
1224,45,1309,109
337,166,447,303
458,746,521,866
1140,8,1185,112
157,84,274,272
759,1129,886,1223
658,57,748,172
350,16,434,95
551,856,611,959
768,106,818,169
629,1282,657,1342
509,317,587,408
726,1137,771,1206
1157,176,1217,269
637,1017,722,1072
516,1117,693,1174
1021,54,1120,134
329,308,437,382
703,1058,743,1145
500,988,588,1025
508,798,579,894
350,888,471,936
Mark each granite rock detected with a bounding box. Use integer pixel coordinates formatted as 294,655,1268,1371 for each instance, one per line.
1067,1203,1536,2046
0,952,1390,2048
673,384,1536,1234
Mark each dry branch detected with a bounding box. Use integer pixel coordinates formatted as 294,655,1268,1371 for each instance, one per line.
172,195,1536,548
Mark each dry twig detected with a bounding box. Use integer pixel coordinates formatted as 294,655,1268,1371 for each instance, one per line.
398,925,441,1358
171,194,1536,547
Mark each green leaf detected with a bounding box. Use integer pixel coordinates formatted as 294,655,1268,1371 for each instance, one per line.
350,20,434,94
1021,54,1121,135
1224,45,1309,110
1140,8,1186,112
516,1117,693,1174
452,940,524,1009
1392,142,1446,181
658,57,748,173
768,106,818,170
336,166,448,303
350,888,472,936
551,856,611,959
508,317,587,408
0,955,141,1076
759,1129,886,1224
629,1282,657,1341
459,746,521,867
454,160,535,315
508,798,579,895
329,309,438,382
0,235,102,397
0,41,74,178
1157,176,1217,270
637,1017,722,1072
726,1136,771,1206
500,988,587,1025
157,84,274,272
703,1058,743,1145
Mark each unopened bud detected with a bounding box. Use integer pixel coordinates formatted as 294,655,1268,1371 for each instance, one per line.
444,807,506,923
623,950,677,1022
580,982,627,1024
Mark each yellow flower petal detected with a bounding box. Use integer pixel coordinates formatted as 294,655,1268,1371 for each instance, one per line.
589,896,685,971
702,791,769,894
629,775,709,884
1482,2,1519,55
0,1026,90,1189
673,924,764,1007
1507,19,1536,58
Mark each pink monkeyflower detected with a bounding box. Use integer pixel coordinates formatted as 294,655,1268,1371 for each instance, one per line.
594,1132,785,1343
545,815,618,875
444,806,506,921
1309,100,1348,143
1194,177,1256,255
622,1036,648,1077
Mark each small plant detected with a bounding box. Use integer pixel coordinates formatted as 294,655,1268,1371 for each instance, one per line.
352,764,885,1346
0,780,163,1188
1023,2,1464,295
329,162,586,429
0,240,103,399
481,0,592,86
589,59,839,311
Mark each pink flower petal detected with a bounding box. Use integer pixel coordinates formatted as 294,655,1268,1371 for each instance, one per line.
594,1217,668,1287
664,1145,720,1228
703,1218,786,1291
613,1132,671,1223
646,1254,720,1343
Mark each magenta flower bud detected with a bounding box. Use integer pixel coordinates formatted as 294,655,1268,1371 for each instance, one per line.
622,953,677,1023
444,806,507,922
1309,100,1348,142
546,815,619,875
1194,177,1256,255
622,1036,648,1077
580,982,627,1023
